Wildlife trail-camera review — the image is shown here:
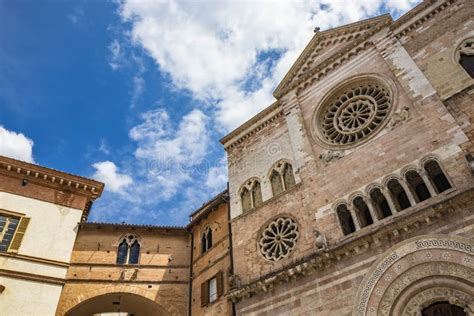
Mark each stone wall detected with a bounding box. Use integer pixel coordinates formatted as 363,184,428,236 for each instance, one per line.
56,224,190,316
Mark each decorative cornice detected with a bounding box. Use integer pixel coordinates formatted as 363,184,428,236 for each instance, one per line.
227,187,472,302
273,15,392,99
0,252,69,268
0,155,104,200
220,102,283,151
0,268,66,285
79,221,186,232
391,0,458,38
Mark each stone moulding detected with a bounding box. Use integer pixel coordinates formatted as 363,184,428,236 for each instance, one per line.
391,0,458,39
227,188,472,302
221,105,283,151
353,234,473,316
273,15,392,99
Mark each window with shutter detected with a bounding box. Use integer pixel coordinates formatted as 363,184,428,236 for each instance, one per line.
0,213,29,253
216,271,224,297
201,281,209,307
208,277,217,303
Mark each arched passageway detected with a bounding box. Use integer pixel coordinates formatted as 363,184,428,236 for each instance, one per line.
66,292,170,316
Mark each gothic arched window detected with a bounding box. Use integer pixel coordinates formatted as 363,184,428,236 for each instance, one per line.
116,234,141,265
456,38,474,78
240,179,263,212
201,226,212,254
270,161,296,196
424,160,452,193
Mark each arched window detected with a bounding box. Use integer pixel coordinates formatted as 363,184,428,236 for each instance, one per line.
241,187,252,212
457,38,474,78
353,196,373,227
424,160,452,193
270,161,295,196
405,170,431,202
116,234,141,265
240,179,263,212
201,226,212,254
369,188,392,219
387,178,411,211
336,204,356,235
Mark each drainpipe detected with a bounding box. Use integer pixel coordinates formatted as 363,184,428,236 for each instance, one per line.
226,183,237,316
188,230,194,316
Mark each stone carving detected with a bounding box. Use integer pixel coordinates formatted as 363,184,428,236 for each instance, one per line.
457,38,474,60
315,78,393,147
229,274,242,290
353,235,474,316
259,217,299,262
314,230,328,252
319,150,344,164
403,287,474,315
388,106,410,129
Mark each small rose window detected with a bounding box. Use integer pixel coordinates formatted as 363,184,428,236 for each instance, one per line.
259,217,299,261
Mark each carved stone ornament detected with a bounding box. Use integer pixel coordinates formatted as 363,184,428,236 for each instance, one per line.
319,150,344,164
259,217,299,262
353,235,474,316
388,106,410,130
314,230,328,252
314,77,393,148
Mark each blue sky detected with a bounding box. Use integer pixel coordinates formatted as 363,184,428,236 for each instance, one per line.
0,0,419,226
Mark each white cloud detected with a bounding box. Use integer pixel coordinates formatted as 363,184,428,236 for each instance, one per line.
0,126,34,163
130,75,145,108
119,0,419,131
130,108,210,164
99,138,111,155
92,161,133,193
108,40,122,70
205,157,228,191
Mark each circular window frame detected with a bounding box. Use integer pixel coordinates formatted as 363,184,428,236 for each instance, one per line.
311,74,397,150
257,214,300,262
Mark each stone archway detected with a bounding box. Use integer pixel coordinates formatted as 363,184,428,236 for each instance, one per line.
65,292,170,316
353,235,474,316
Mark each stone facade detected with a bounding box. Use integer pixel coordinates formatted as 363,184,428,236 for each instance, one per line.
222,0,474,315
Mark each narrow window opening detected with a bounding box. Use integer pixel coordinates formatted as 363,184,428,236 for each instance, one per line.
387,179,411,211
241,187,252,212
336,204,355,235
353,197,373,227
460,54,474,78
129,240,140,264
116,234,140,265
424,160,451,193
405,170,431,202
369,188,392,219
208,277,217,303
116,240,128,264
201,227,212,254
270,170,284,196
251,182,263,208
283,163,296,190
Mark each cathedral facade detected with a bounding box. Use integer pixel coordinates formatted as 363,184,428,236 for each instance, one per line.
1,0,473,315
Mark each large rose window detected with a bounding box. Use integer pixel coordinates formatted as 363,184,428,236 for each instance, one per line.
259,217,299,261
314,78,393,147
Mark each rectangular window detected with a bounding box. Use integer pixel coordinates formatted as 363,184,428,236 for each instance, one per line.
208,277,217,303
0,212,30,253
0,215,20,251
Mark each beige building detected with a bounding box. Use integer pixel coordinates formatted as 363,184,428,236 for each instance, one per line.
0,155,103,315
1,0,474,315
